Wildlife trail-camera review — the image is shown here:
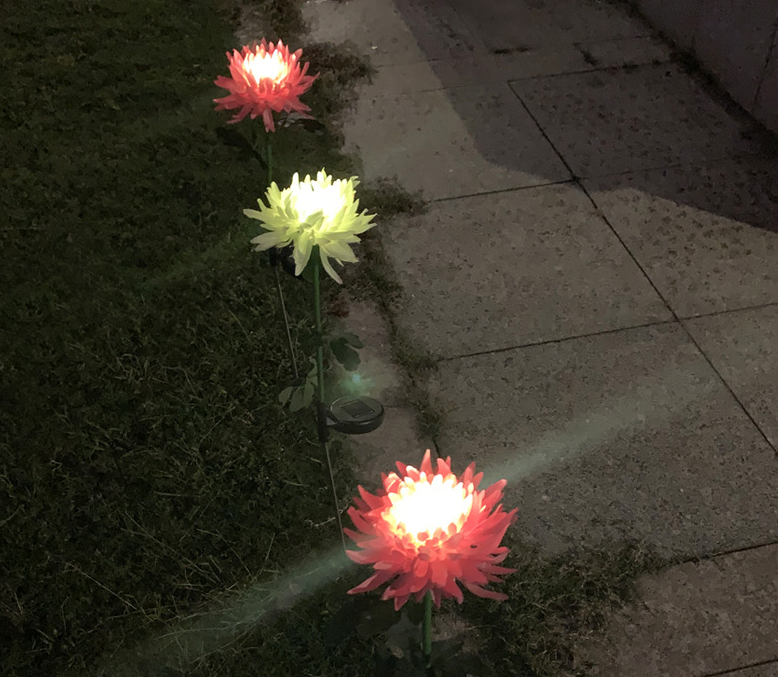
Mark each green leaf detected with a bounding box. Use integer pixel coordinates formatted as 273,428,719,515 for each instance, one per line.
383,611,420,652
278,386,293,406
289,386,307,412
431,636,465,657
341,347,361,371
307,358,318,377
340,331,364,349
330,337,360,371
302,381,315,407
328,336,346,353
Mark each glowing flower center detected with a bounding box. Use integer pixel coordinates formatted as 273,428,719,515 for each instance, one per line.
386,474,473,543
245,51,291,83
290,183,346,224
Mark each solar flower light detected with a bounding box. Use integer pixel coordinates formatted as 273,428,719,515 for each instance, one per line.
246,171,376,283
345,450,517,671
214,40,318,183
245,170,381,542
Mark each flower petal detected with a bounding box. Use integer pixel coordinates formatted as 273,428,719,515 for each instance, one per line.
319,253,343,284
344,451,516,606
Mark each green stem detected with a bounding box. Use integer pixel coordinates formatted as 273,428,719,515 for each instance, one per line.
266,138,273,186
313,248,347,551
423,590,433,668
313,248,325,405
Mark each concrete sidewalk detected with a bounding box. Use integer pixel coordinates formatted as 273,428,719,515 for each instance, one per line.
303,0,778,674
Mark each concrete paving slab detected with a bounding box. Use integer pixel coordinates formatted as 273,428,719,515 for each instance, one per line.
347,406,432,488
510,63,760,178
301,0,479,67
543,0,652,43
342,83,571,201
358,47,591,96
684,306,778,450
381,184,670,358
429,323,778,558
485,47,593,81
693,1,778,114
584,156,778,317
331,298,406,408
632,0,703,52
577,36,672,69
754,31,778,135
445,0,571,53
729,664,778,677
573,544,778,677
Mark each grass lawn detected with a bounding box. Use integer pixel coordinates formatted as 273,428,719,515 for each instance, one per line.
0,1,661,675
0,1,375,674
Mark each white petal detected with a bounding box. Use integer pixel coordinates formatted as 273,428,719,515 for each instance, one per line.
323,240,357,263
293,231,313,275
320,253,343,284
251,231,287,250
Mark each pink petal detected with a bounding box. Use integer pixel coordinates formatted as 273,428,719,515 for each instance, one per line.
419,449,433,475
348,570,394,595
463,582,509,601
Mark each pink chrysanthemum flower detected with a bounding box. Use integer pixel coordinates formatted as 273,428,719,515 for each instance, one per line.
213,40,318,132
345,450,517,610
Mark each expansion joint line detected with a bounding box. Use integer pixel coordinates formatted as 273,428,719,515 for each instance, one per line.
753,10,778,109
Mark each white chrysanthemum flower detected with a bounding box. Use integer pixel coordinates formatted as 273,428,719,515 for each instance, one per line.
245,170,376,283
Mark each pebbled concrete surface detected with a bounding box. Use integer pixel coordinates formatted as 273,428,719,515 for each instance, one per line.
354,47,591,96
428,324,778,558
382,184,670,357
322,0,778,672
574,544,778,677
584,155,778,317
302,0,478,66
510,63,761,178
684,305,778,449
754,27,778,133
343,83,570,200
576,35,672,69
692,0,778,112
